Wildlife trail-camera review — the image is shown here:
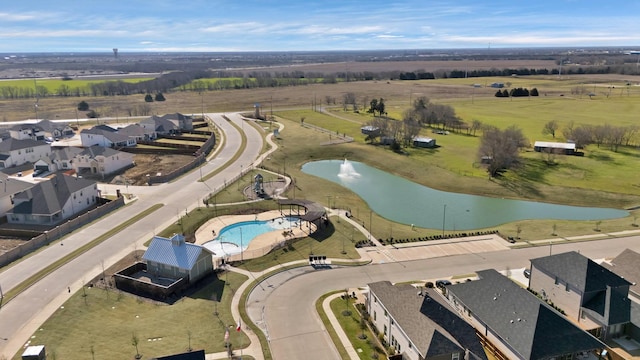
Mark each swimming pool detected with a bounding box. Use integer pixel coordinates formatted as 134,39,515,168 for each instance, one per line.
203,217,301,256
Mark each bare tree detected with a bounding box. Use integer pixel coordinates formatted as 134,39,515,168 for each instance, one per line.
342,92,356,111
478,125,527,177
470,119,483,136
542,120,559,138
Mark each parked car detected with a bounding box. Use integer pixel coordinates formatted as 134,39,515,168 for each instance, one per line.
435,279,452,288
523,268,531,278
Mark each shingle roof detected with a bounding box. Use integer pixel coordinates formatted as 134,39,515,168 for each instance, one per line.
10,123,44,132
118,123,152,137
0,138,49,152
11,174,96,216
530,251,631,292
50,147,83,161
36,119,67,133
143,234,212,270
447,269,604,360
603,249,640,296
368,281,486,360
79,145,122,158
81,127,131,144
0,173,33,198
141,116,179,132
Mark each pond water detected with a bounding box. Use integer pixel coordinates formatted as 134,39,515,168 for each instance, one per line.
203,217,300,255
301,160,628,230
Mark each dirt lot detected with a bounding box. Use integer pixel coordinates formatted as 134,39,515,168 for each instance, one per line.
105,153,196,186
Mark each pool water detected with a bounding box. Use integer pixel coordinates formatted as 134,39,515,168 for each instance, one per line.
203,217,300,256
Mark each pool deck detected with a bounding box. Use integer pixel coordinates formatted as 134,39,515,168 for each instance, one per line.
194,210,315,258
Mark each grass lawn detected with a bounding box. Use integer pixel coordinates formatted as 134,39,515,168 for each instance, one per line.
17,271,248,360
328,296,383,360
0,77,153,95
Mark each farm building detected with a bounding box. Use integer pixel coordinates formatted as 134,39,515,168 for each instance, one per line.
533,141,576,155
412,137,436,148
360,125,380,136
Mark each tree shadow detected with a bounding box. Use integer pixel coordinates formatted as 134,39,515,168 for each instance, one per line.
587,151,615,162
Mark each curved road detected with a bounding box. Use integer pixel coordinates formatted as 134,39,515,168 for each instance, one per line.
250,235,640,360
0,113,264,358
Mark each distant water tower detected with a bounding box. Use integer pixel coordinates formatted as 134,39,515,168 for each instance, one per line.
113,48,118,59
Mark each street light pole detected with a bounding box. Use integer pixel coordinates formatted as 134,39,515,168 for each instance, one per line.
369,210,373,241
442,204,447,236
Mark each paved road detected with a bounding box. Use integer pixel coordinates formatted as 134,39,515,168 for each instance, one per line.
0,113,264,358
250,235,640,360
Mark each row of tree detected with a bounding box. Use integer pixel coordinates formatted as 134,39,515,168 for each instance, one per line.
494,88,540,97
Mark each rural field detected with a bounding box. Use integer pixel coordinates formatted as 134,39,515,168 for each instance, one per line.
1,61,639,235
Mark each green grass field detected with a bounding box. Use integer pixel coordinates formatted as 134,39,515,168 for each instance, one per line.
0,77,152,95
17,271,248,360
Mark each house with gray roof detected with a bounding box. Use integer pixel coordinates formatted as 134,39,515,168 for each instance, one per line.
6,174,98,225
139,115,181,135
0,172,33,216
48,146,84,172
602,249,640,302
529,251,631,340
163,113,193,131
9,123,46,141
73,145,134,177
367,281,487,360
143,234,214,284
0,138,51,168
117,123,157,142
446,269,605,360
80,126,136,148
35,119,75,139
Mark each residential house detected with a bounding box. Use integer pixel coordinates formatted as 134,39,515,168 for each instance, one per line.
602,249,640,302
0,138,51,168
6,174,98,225
8,123,45,141
80,125,136,148
162,113,193,131
139,115,181,135
35,119,75,139
117,123,157,142
0,172,33,216
73,145,134,177
529,251,631,340
367,281,487,360
446,269,605,360
48,147,84,172
143,234,214,284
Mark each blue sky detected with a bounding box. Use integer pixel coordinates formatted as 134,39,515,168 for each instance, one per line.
1,0,639,53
